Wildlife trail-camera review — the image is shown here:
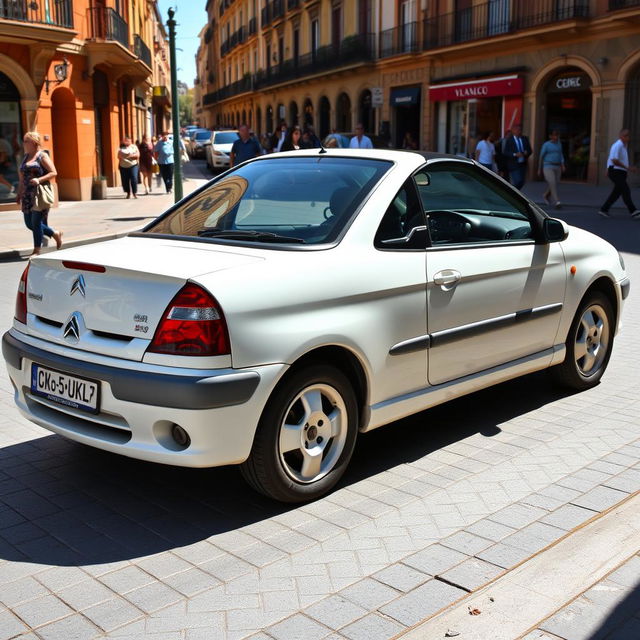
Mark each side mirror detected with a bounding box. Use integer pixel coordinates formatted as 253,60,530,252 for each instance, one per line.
543,217,569,243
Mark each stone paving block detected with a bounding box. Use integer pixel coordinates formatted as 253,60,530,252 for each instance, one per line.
98,565,155,594
199,553,255,582
520,492,566,512
33,566,88,591
372,564,430,593
0,608,29,639
570,485,629,512
475,542,531,570
305,594,368,630
172,541,226,566
232,541,288,567
262,589,300,614
161,567,219,597
487,503,547,529
34,613,101,640
339,612,405,640
267,613,332,640
537,484,582,503
403,544,468,576
607,555,640,588
339,577,400,610
519,630,561,640
464,519,517,542
123,581,183,615
0,574,48,607
188,585,260,612
262,529,317,554
379,578,466,627
541,503,598,531
438,557,504,591
135,553,193,580
57,578,114,610
82,596,144,632
440,530,493,556
603,469,640,494
293,518,345,542
11,592,74,628
500,521,566,554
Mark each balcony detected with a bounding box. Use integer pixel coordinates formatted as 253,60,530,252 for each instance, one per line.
0,0,76,48
379,22,419,58
423,0,589,49
288,0,300,9
248,17,257,35
0,0,73,28
134,34,152,68
261,0,284,28
609,0,640,8
89,6,129,48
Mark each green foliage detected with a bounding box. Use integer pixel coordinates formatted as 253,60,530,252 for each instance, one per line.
179,92,193,127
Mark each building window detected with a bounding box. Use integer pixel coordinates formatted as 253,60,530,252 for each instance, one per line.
311,19,319,57
331,6,342,50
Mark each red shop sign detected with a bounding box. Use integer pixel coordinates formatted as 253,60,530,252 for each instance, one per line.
429,76,524,102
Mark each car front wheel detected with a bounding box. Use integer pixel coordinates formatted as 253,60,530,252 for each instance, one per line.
241,364,358,502
550,292,614,390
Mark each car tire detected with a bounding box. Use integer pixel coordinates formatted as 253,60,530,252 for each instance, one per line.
550,292,614,391
241,364,358,503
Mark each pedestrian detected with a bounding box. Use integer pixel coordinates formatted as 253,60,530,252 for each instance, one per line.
495,130,511,180
153,131,176,194
271,121,288,153
229,124,262,167
402,131,418,150
538,130,565,209
598,129,640,219
502,124,531,189
349,123,373,149
16,131,62,256
137,134,154,195
281,125,303,151
117,136,139,199
475,131,496,170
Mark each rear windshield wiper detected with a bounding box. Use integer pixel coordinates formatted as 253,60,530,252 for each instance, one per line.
197,229,305,243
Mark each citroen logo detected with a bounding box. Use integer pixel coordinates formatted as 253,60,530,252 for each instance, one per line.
70,274,86,297
63,313,81,344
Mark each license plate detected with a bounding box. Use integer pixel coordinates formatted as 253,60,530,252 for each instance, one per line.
31,364,100,414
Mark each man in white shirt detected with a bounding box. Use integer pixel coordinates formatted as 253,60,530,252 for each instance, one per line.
599,129,639,218
349,123,373,149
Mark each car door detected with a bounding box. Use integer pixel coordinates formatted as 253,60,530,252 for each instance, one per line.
419,161,567,386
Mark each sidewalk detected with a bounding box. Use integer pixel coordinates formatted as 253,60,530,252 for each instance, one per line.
0,162,210,261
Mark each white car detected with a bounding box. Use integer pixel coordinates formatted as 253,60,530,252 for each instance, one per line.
205,130,239,172
3,150,629,502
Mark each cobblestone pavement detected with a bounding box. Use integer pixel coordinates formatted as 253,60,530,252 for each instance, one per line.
0,208,638,639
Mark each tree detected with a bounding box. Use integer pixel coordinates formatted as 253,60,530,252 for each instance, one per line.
179,89,193,127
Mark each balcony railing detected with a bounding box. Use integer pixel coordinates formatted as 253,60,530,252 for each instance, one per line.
134,34,152,67
379,22,419,58
287,0,300,9
204,34,375,104
0,0,73,28
609,0,640,8
88,6,129,49
261,0,284,28
423,0,589,49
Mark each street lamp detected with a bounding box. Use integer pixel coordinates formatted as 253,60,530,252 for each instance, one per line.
167,8,183,202
44,57,69,94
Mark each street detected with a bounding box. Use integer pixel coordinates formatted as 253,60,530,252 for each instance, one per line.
0,194,639,640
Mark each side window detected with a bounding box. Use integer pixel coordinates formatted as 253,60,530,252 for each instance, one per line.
374,178,426,249
417,162,534,246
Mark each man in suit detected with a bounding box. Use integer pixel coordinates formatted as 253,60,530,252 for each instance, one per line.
502,124,532,190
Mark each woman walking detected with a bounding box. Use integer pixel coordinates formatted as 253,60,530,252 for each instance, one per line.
137,134,154,195
17,131,62,257
538,130,565,208
281,125,302,151
118,136,139,199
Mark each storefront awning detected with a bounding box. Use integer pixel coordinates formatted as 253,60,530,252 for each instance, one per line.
429,75,523,102
390,87,421,107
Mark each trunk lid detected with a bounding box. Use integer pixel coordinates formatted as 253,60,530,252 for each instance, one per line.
23,236,264,361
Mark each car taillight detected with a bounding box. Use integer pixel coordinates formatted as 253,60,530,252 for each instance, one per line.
148,283,230,356
15,264,29,325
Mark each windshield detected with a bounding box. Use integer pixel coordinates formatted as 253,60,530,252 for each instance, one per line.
145,156,392,245
195,131,211,140
214,132,239,144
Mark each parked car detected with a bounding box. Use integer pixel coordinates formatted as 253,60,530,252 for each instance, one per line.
205,130,240,172
187,128,212,158
322,132,392,149
3,150,629,502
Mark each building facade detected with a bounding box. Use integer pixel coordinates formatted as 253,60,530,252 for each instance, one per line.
0,0,170,211
199,0,640,185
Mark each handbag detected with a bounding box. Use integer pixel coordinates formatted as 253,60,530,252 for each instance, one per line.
180,149,189,164
151,160,160,174
33,181,54,211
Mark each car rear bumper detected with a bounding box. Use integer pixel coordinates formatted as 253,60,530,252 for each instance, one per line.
3,330,287,468
210,155,230,168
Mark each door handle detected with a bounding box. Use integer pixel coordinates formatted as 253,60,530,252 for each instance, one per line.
433,269,461,290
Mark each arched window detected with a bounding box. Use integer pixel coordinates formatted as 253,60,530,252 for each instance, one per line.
358,89,373,134
319,96,331,139
266,104,274,133
336,92,351,132
289,100,299,126
303,98,314,126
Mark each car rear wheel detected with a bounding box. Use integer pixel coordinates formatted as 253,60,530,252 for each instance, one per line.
241,364,358,502
550,292,614,390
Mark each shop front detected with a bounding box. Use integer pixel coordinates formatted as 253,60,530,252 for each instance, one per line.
544,68,592,180
0,71,22,205
390,86,421,149
430,75,523,157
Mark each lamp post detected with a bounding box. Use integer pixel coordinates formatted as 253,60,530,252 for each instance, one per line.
167,8,183,202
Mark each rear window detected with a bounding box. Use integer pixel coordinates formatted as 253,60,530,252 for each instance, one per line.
214,132,239,144
145,156,392,246
195,131,211,140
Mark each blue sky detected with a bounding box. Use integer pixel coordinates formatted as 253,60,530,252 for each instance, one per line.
157,1,208,87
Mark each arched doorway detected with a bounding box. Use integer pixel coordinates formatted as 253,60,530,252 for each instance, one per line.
336,92,351,132
358,89,373,134
544,67,592,180
92,69,111,182
624,62,640,167
242,109,247,125
303,98,314,127
256,107,262,134
289,100,299,126
0,72,23,204
319,96,331,138
51,88,81,200
266,105,274,133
